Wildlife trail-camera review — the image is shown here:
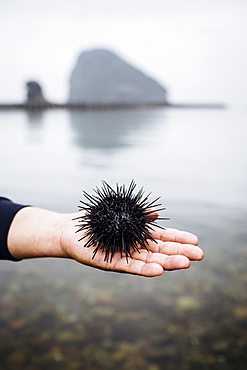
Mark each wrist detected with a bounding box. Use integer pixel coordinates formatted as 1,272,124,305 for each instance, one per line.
8,207,70,260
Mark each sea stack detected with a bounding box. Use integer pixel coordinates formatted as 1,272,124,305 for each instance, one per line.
68,49,167,105
25,81,49,108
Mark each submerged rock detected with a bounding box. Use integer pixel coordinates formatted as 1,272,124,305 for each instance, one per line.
68,49,168,104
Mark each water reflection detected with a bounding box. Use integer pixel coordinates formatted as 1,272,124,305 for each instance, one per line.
24,110,46,145
25,109,45,126
69,109,161,151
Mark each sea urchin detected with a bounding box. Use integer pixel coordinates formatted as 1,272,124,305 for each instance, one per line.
74,180,169,262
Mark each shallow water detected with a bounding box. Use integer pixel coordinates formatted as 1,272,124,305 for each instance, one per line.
0,107,246,369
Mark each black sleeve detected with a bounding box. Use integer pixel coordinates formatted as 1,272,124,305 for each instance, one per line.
0,197,28,261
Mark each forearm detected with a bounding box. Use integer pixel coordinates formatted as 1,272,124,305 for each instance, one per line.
8,207,71,260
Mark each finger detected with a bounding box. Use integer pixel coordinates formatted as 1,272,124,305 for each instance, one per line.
146,240,204,261
105,250,190,276
110,257,165,277
131,250,191,270
78,247,163,277
146,210,158,222
75,247,190,277
151,227,199,245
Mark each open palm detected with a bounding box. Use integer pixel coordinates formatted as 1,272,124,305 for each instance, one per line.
61,212,204,277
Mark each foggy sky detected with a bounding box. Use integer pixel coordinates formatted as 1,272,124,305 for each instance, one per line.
0,0,247,105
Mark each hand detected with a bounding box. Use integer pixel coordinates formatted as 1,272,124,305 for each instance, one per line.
8,207,204,277
61,213,204,277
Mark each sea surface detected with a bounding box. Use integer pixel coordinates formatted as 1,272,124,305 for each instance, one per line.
0,107,246,369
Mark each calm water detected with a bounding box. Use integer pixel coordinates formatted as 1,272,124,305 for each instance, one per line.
0,107,247,369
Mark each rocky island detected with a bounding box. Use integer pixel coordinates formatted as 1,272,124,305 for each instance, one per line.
68,49,168,105
25,81,49,107
0,47,225,110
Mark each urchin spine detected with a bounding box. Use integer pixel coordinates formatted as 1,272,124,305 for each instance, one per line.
74,180,168,262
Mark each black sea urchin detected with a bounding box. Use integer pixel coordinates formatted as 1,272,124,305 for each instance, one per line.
74,180,169,262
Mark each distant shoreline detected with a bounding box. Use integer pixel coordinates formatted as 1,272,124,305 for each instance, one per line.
0,102,226,110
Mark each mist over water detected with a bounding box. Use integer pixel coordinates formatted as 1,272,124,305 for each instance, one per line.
0,107,246,369
1,107,246,210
